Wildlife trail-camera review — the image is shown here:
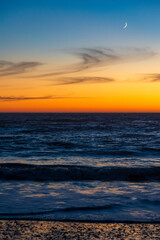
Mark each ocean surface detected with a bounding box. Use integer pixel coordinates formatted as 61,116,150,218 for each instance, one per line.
1,113,160,222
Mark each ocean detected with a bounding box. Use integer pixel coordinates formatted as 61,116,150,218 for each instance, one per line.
0,113,160,222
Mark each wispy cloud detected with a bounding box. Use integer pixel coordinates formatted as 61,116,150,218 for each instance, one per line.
0,47,155,80
32,47,156,78
0,60,43,77
0,95,88,101
52,76,115,85
143,74,160,82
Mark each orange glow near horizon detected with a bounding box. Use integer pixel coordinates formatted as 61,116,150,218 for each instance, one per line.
1,81,160,112
1,82,160,113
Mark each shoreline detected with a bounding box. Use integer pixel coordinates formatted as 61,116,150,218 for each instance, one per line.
0,220,160,239
1,218,160,224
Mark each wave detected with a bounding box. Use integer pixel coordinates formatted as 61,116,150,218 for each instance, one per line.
0,204,118,216
0,163,160,182
141,199,160,205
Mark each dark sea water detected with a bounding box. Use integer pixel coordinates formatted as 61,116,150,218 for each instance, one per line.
1,113,160,221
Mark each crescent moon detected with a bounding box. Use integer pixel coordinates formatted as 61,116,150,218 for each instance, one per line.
123,22,127,29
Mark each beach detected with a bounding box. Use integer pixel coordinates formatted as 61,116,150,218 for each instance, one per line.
0,220,160,239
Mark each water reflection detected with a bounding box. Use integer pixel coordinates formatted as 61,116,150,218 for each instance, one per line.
0,181,160,221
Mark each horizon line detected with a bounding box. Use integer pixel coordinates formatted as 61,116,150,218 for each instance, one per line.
1,111,160,114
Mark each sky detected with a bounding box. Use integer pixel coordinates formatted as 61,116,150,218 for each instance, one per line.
1,0,160,112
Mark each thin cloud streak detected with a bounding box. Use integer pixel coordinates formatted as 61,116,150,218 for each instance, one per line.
0,95,89,102
0,96,53,101
0,60,43,77
52,76,115,85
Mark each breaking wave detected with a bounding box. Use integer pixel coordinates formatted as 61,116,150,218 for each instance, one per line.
0,163,160,182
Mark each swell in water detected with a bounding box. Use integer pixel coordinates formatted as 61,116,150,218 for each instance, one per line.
1,163,160,182
0,204,119,217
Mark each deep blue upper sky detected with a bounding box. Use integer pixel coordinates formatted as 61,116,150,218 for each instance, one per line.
0,0,160,61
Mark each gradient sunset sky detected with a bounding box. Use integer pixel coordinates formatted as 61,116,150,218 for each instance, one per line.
1,0,160,112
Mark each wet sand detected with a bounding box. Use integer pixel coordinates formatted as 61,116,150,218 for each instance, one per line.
0,220,160,239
